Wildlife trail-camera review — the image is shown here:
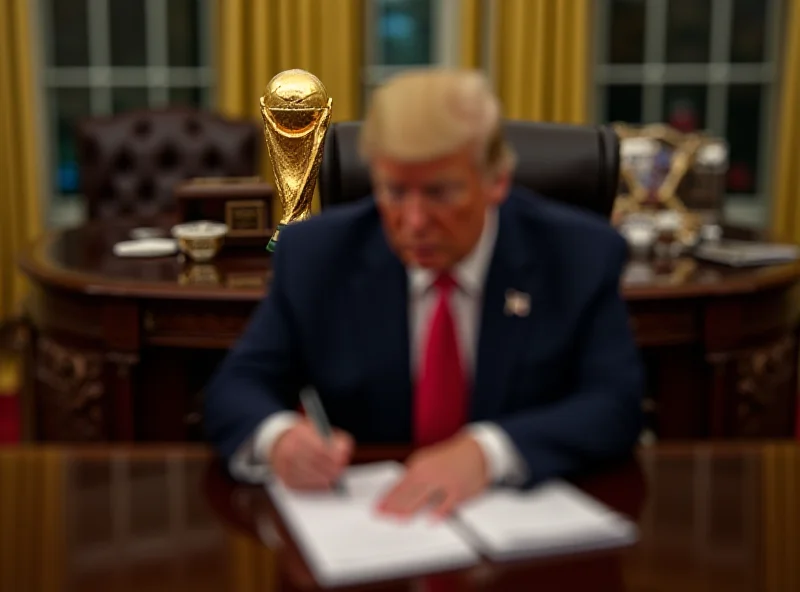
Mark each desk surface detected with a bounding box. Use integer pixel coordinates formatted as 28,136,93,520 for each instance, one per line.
18,222,800,301
0,443,798,591
14,224,800,443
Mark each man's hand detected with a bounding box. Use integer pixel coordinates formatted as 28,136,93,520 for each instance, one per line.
269,419,354,490
377,434,490,518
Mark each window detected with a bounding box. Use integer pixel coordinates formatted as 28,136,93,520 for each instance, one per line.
363,0,461,106
595,0,783,228
40,0,213,227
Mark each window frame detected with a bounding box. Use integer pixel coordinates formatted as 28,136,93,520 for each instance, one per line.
37,0,214,227
593,0,785,229
363,0,463,106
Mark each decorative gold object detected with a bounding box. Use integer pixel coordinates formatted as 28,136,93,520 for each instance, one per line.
612,123,726,249
260,69,332,252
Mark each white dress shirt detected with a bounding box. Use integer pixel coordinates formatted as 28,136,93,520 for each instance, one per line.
230,207,528,485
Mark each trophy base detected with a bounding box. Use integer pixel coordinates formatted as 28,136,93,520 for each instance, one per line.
266,224,286,252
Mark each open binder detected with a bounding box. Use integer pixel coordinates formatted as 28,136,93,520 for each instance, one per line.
267,461,637,588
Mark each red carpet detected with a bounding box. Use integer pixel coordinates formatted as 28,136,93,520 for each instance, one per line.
0,393,20,443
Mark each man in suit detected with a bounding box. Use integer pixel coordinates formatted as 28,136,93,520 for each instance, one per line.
204,68,644,517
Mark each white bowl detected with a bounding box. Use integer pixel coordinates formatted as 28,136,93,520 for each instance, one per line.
171,221,228,262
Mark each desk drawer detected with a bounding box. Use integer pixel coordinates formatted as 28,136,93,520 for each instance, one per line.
629,300,701,347
142,300,257,349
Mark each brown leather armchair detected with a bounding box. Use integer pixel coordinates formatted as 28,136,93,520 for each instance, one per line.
318,120,621,219
76,107,261,222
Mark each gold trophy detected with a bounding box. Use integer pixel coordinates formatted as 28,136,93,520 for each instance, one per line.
260,69,332,252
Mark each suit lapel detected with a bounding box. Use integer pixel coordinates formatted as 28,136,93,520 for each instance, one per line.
472,201,543,421
348,223,412,441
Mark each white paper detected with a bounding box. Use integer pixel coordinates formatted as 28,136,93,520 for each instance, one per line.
267,461,480,587
455,480,638,560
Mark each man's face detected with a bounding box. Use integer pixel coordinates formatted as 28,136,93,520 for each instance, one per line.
371,145,510,271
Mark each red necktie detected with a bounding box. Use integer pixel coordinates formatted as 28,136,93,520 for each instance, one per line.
414,273,468,446
414,274,467,592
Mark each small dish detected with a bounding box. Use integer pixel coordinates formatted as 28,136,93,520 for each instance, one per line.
113,238,178,258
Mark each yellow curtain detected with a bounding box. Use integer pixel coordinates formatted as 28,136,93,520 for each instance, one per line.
491,0,591,123
215,0,363,218
0,1,42,400
0,1,42,323
459,0,484,69
771,0,800,243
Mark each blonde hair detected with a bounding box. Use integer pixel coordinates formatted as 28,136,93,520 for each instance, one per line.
359,68,516,177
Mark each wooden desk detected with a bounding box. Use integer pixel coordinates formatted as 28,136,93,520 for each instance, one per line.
17,222,800,442
0,443,798,591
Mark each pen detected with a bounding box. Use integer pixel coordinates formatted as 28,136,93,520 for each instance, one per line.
300,387,347,494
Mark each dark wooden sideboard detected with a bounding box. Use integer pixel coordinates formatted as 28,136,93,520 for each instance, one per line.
16,222,800,442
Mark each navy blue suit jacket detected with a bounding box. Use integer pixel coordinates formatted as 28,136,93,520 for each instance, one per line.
204,187,644,486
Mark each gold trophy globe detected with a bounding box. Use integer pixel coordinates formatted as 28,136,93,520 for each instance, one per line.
260,69,332,252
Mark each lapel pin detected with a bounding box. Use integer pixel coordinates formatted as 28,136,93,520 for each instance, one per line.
504,289,530,317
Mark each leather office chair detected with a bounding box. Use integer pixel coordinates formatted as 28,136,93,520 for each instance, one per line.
318,120,620,219
76,107,261,221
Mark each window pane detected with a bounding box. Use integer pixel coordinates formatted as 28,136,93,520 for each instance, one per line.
167,0,200,67
50,0,89,66
169,87,204,108
666,0,711,63
605,85,643,123
731,0,767,63
377,0,432,65
662,85,707,132
111,87,149,114
608,0,645,64
52,88,91,194
725,85,762,194
110,0,147,66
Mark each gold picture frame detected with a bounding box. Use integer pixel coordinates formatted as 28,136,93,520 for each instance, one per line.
225,200,267,238
612,123,722,243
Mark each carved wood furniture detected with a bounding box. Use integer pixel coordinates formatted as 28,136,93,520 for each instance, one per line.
17,222,800,442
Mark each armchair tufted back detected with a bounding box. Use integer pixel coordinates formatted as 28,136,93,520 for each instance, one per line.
76,108,261,221
319,120,621,219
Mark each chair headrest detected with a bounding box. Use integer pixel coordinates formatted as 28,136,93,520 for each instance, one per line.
319,120,620,219
77,107,260,221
